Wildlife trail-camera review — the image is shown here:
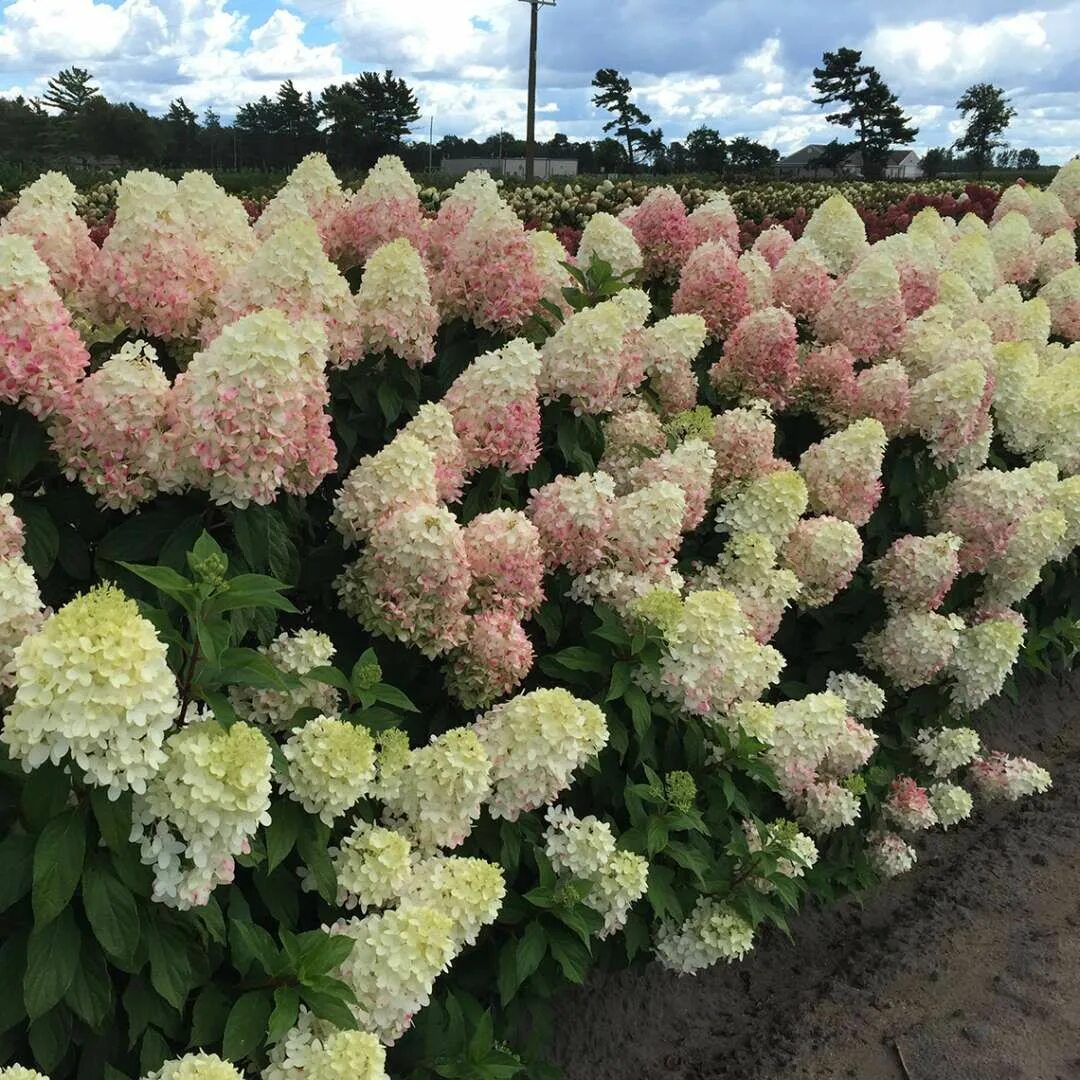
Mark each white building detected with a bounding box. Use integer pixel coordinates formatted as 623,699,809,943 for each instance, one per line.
777,145,924,179
441,157,579,179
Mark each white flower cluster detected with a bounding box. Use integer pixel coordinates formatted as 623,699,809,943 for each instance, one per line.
132,715,272,909
971,752,1052,801
913,726,982,778
400,854,506,947
655,896,755,975
264,1007,388,1080
868,833,917,878
861,610,964,690
929,782,974,828
2,584,177,796
716,469,808,550
576,211,643,279
949,616,1025,714
229,629,340,731
743,818,819,884
280,715,376,825
543,806,649,936
332,820,415,912
145,1053,245,1080
474,689,608,821
825,671,886,720
0,497,42,690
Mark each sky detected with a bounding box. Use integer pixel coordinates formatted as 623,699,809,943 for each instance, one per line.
0,0,1078,162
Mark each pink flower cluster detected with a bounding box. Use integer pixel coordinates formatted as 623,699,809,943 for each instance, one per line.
621,187,697,282
709,307,800,408
672,242,750,341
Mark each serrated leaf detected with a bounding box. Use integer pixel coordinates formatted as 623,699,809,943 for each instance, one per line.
83,860,139,963
117,562,195,606
266,986,300,1046
25,908,80,1019
33,810,86,927
188,984,230,1050
147,920,194,1012
0,832,34,913
264,799,302,874
64,939,112,1027
223,990,273,1061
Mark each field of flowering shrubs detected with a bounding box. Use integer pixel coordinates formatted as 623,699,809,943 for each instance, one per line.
0,151,1078,1080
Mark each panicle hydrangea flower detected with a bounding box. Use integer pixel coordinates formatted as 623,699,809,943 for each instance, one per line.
780,517,862,608
1040,266,1080,341
590,847,650,937
752,223,795,268
229,629,340,731
1036,227,1076,284
1050,475,1080,560
332,434,439,545
443,339,543,474
980,284,1048,345
0,553,43,689
772,238,835,320
990,341,1041,453
970,751,1052,801
628,439,715,531
957,211,988,237
354,239,438,366
2,584,177,795
710,306,800,408
333,820,415,912
444,609,534,709
988,210,1040,284
709,402,784,500
381,727,492,849
622,186,697,281
280,715,376,825
165,309,336,507
527,471,616,573
860,610,964,690
473,688,608,821
0,233,89,417
435,202,545,332
204,218,362,367
425,170,504,270
255,152,346,247
907,206,956,259
868,833,917,877
49,340,170,511
929,782,973,829
0,1068,51,1080
945,231,1000,298
607,481,686,572
336,505,472,658
329,906,456,1044
932,461,1059,573
851,357,913,437
980,507,1066,608
0,170,100,317
688,189,740,251
569,562,686,616
264,1008,389,1080
716,468,808,550
331,154,428,269
948,615,1025,714
738,249,775,311
372,728,412,802
639,313,707,417
402,854,505,946
815,248,907,361
576,211,643,279
654,589,784,721
914,726,981,778
539,290,650,414
743,818,819,882
870,533,962,612
671,241,751,342
795,779,862,835
463,510,544,618
655,897,755,974
874,233,940,318
97,170,217,340
898,305,965,381
793,344,858,428
765,691,857,785
133,716,272,908
1047,156,1080,221
692,532,800,643
799,418,887,526
400,402,467,504
1027,186,1076,237
530,229,573,315
992,183,1035,225
145,1053,245,1080
801,192,868,275
825,671,886,720
884,777,937,831
0,493,23,559
820,716,878,777
176,170,258,291
599,403,667,489
936,269,983,324
908,357,995,466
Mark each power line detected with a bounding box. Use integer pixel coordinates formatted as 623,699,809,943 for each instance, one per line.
517,0,555,182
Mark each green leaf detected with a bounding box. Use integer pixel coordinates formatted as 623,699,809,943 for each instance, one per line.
223,990,273,1061
214,647,295,691
547,646,608,673
97,504,195,563
0,832,34,913
377,381,403,423
371,683,419,713
646,817,669,858
230,919,281,978
5,408,45,483
515,921,547,987
24,907,80,1020
605,660,633,702
18,500,60,578
296,824,337,904
204,574,297,615
188,985,230,1050
624,685,652,740
147,920,194,1012
89,789,134,854
64,939,112,1027
0,931,28,1033
117,562,195,606
546,926,589,985
291,931,355,982
266,986,300,1046
33,810,86,927
29,1005,72,1074
21,764,71,832
646,865,681,922
196,616,230,668
140,1027,171,1077
264,799,303,874
551,904,602,947
305,665,353,694
189,530,227,569
83,861,139,963
299,985,358,1031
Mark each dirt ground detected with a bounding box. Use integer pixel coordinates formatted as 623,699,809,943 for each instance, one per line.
551,671,1080,1080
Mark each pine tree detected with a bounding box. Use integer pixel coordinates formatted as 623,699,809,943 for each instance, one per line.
591,68,652,172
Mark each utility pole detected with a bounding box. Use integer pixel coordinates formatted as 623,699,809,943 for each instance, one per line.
429,115,434,173
518,0,555,182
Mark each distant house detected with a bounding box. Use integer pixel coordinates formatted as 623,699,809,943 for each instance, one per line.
777,145,923,179
441,156,579,179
